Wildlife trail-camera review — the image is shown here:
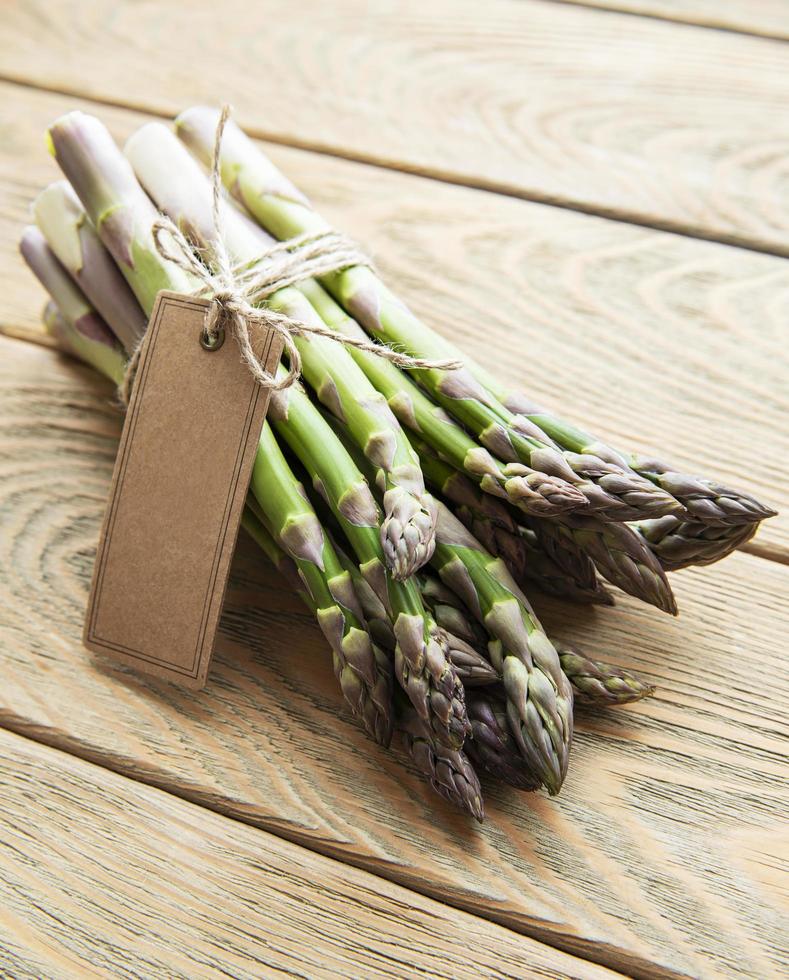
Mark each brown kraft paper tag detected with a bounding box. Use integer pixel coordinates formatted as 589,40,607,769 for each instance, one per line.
84,291,283,689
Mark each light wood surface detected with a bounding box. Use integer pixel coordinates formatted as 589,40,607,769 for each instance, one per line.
551,0,789,40
3,1,789,254
0,727,622,980
0,334,786,979
2,6,788,977
2,84,786,558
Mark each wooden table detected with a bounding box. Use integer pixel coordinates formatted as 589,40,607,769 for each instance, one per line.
1,3,787,977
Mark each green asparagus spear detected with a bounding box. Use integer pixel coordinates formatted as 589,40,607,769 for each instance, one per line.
249,425,394,745
633,515,758,571
465,691,541,791
430,501,574,794
20,226,125,383
33,181,146,352
397,701,484,821
48,112,197,312
558,646,655,706
531,514,678,614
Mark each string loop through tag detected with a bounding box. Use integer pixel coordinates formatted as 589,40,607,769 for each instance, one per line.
119,105,461,405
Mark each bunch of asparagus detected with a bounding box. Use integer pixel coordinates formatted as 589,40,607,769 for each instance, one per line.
21,108,775,821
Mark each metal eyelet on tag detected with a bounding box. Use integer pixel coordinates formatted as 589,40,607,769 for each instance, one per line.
201,324,225,351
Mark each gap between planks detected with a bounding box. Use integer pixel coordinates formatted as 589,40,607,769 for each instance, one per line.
538,0,789,42
3,71,789,263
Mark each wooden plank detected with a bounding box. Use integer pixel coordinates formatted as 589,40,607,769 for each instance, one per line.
2,85,786,556
0,728,619,980
0,333,786,979
548,1,789,41
3,2,789,255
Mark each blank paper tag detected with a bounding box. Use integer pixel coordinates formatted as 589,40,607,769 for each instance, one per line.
84,291,282,689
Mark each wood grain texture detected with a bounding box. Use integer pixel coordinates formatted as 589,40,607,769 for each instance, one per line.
548,0,789,40
1,729,619,980
1,85,787,557
2,1,789,254
0,334,787,979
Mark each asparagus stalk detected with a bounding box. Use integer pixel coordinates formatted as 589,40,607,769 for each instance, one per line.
33,181,147,352
125,121,437,579
531,514,678,614
465,691,541,791
397,701,484,821
248,425,394,745
269,376,470,749
20,226,124,384
633,515,759,571
558,646,655,706
430,501,574,794
175,107,687,524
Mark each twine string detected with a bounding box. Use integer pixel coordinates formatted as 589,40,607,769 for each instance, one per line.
119,105,461,405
